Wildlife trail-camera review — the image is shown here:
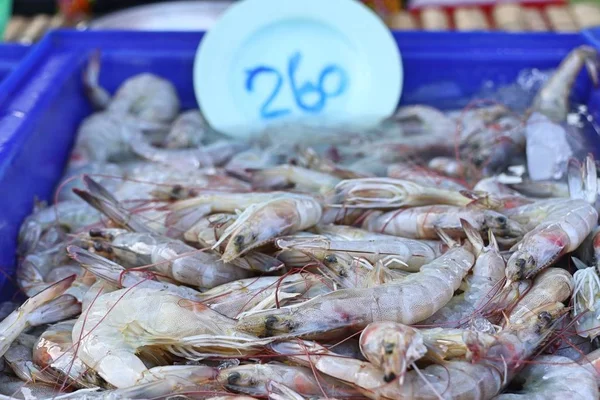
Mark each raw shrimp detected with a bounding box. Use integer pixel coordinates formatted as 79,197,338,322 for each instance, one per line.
70,245,328,318
505,199,597,281
72,287,271,388
217,363,359,398
249,165,340,194
82,230,252,289
276,235,439,272
332,178,472,208
428,157,478,180
67,245,208,302
422,221,506,327
271,302,564,400
509,267,573,325
495,355,598,400
388,164,469,191
17,200,100,256
213,194,323,262
162,110,207,148
236,235,474,338
132,138,246,170
107,73,180,123
362,205,523,242
0,276,78,358
511,180,570,199
225,148,287,180
33,319,102,388
532,45,599,122
359,321,427,383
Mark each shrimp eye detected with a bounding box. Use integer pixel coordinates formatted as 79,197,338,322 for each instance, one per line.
234,235,245,248
538,311,552,325
89,228,102,237
495,216,507,226
227,371,241,385
265,315,278,329
515,258,526,269
324,254,337,264
383,341,395,354
383,372,397,383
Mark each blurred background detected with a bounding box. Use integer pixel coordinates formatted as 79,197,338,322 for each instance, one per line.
3,0,600,44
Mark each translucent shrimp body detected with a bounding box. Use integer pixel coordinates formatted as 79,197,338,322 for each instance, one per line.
333,177,472,208
276,235,439,272
215,195,323,262
423,224,506,327
236,243,474,338
72,287,268,388
495,355,598,400
272,303,563,400
506,199,597,281
363,205,523,242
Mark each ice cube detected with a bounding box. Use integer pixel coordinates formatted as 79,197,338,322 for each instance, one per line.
526,112,573,180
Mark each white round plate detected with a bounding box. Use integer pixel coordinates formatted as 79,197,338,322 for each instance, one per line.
194,0,403,138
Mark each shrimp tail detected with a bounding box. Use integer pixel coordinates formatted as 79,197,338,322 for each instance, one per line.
461,219,484,254
74,175,156,234
27,294,82,326
67,245,128,285
83,50,111,110
0,275,76,357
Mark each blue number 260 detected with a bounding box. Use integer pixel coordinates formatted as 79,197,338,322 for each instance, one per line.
245,52,348,120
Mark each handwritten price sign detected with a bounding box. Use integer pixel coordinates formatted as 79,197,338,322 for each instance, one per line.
194,0,402,138
245,52,349,120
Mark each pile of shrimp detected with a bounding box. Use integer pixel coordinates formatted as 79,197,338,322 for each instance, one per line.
3,46,600,400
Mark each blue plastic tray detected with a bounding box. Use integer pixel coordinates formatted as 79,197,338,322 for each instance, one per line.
0,30,597,300
0,43,28,83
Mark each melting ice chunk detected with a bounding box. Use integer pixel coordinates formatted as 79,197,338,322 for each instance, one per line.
526,112,573,181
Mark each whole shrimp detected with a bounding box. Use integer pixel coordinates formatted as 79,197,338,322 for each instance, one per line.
532,45,599,122
72,287,272,388
217,363,360,398
505,199,597,281
495,355,598,400
271,302,564,400
212,194,323,262
80,229,252,289
276,234,440,272
249,165,341,194
332,177,472,208
362,205,523,243
236,231,474,338
422,220,506,327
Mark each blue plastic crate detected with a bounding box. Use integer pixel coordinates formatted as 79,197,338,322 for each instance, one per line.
0,43,28,83
0,30,598,300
